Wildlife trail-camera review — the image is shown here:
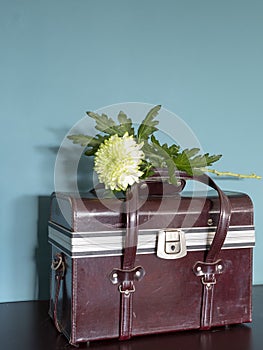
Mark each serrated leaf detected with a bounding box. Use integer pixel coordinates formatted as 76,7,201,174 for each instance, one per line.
117,111,135,136
173,149,222,175
68,106,224,185
139,160,155,179
183,148,200,158
86,111,120,135
151,135,180,157
147,134,222,177
67,133,110,156
166,158,178,184
83,134,110,156
204,153,222,166
146,136,175,170
67,134,97,147
137,105,161,142
173,150,193,175
142,141,166,168
117,111,132,125
144,136,179,183
168,144,180,156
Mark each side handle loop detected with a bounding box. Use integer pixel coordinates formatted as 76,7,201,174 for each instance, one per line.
51,253,65,333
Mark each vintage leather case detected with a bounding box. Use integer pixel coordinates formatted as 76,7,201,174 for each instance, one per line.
48,174,254,346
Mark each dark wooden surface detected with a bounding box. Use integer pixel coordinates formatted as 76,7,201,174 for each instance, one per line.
0,285,262,350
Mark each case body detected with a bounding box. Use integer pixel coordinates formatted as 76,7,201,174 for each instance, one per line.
49,189,254,345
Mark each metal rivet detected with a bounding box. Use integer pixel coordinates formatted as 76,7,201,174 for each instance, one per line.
135,271,141,277
140,183,148,190
218,264,223,271
197,266,202,272
207,218,213,226
112,273,118,278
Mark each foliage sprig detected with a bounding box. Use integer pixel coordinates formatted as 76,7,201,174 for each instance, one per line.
68,105,261,186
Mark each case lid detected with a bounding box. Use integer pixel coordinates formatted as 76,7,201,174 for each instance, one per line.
49,190,254,258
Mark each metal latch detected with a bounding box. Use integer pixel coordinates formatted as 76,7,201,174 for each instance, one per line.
157,229,187,259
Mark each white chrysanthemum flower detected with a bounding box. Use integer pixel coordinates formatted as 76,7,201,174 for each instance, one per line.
94,132,144,191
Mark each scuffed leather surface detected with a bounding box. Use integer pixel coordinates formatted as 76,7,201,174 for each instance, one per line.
49,183,253,345
50,191,253,233
50,246,252,344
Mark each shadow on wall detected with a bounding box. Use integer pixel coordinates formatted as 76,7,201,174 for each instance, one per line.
34,146,94,301
36,196,52,300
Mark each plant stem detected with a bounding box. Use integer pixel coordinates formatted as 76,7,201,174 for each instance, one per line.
200,168,262,179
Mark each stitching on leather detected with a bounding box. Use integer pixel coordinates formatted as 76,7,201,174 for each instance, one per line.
71,258,78,343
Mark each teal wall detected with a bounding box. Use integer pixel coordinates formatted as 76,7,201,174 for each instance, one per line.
1,0,262,302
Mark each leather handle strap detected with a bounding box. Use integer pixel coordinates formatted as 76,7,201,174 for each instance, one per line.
123,185,139,269
122,171,231,263
109,185,144,340
158,171,232,263
177,172,231,329
155,171,231,263
118,171,231,337
118,184,140,340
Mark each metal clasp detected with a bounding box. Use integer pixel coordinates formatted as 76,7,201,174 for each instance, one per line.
201,276,217,289
157,229,187,260
118,284,136,296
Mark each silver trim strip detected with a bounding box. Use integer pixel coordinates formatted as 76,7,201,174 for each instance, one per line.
48,222,255,258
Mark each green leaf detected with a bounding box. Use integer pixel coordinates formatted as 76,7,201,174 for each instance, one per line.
137,105,161,142
143,136,179,184
67,134,97,147
166,158,178,184
86,110,135,137
151,135,180,157
68,106,223,185
173,149,195,175
148,135,221,178
173,149,222,175
142,141,165,168
117,111,135,136
203,153,222,166
139,160,155,179
67,134,109,156
83,134,110,156
86,111,120,136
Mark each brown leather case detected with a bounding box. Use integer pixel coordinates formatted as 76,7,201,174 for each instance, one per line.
48,172,254,346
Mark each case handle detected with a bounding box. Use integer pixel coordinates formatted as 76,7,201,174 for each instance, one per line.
154,170,232,263
123,169,231,264
118,170,231,338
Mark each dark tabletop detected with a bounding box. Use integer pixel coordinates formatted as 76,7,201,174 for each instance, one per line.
0,285,262,350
